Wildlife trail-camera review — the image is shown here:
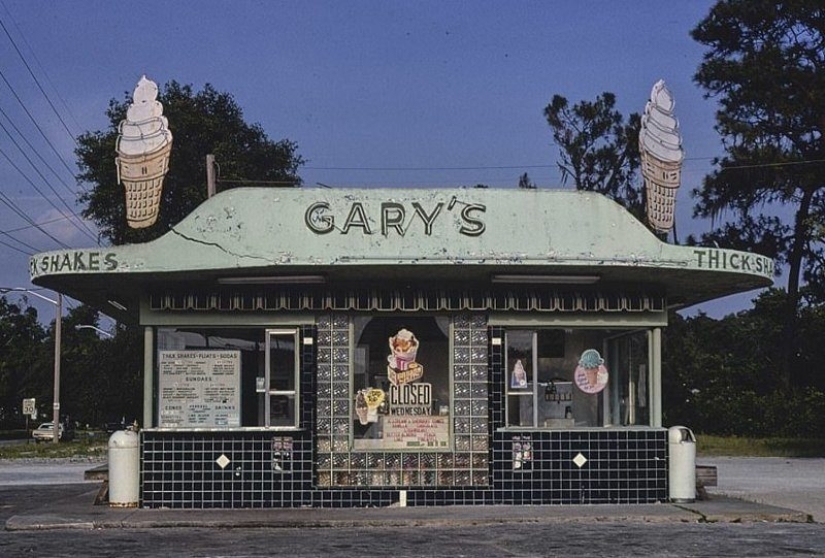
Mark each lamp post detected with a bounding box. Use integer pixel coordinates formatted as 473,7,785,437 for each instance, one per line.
75,324,114,338
0,287,62,444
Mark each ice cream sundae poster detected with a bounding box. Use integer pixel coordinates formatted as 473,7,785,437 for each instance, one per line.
354,327,448,449
574,349,609,394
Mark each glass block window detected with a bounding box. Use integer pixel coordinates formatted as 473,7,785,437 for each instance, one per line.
314,313,489,488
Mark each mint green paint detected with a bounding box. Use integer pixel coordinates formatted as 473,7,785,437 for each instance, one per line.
29,188,773,313
30,188,773,277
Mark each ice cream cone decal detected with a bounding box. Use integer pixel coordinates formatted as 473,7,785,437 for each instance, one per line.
356,388,385,425
574,348,608,394
639,79,684,235
510,359,528,388
116,76,173,229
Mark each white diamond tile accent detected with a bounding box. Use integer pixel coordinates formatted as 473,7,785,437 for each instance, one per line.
573,453,588,468
216,454,230,469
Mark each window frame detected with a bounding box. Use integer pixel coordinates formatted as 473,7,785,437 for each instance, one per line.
265,328,301,429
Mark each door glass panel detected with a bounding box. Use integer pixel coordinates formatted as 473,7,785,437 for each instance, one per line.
506,330,535,427
269,395,295,427
269,336,296,391
607,331,650,426
266,330,298,428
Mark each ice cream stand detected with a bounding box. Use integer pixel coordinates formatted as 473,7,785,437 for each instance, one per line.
30,185,773,508
27,79,774,508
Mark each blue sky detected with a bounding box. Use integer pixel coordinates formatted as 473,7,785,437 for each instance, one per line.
0,0,769,322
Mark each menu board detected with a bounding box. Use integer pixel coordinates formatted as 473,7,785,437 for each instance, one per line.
381,416,449,449
158,350,241,428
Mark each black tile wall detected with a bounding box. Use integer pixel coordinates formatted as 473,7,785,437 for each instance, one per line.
141,430,314,508
141,428,667,508
490,429,668,504
140,322,667,508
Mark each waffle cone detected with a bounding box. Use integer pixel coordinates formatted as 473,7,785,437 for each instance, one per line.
116,141,172,229
640,149,681,234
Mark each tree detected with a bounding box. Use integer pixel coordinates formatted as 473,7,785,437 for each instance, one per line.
67,311,143,428
662,291,825,437
544,93,644,219
691,0,825,387
77,81,305,245
0,296,47,426
517,172,537,189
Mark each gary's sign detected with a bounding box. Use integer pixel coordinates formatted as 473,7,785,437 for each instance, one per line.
305,195,486,237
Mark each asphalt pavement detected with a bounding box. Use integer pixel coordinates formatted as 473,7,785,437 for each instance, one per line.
2,456,821,531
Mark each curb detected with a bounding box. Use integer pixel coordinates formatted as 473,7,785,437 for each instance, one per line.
5,497,812,531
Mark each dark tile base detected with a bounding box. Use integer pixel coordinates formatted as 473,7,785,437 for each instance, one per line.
141,429,667,508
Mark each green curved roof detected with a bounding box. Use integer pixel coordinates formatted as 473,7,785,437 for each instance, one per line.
30,188,773,320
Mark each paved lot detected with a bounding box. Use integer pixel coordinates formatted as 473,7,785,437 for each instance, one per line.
0,461,100,486
0,457,823,557
701,457,825,523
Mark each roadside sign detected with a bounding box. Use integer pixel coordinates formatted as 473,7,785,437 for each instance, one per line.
22,398,35,415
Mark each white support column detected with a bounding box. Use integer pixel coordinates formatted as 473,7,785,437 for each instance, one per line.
651,327,663,427
143,326,153,428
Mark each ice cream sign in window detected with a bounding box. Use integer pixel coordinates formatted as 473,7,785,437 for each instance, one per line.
353,317,450,451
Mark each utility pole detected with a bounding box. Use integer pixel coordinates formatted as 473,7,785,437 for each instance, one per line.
0,287,62,443
52,293,62,444
206,154,216,198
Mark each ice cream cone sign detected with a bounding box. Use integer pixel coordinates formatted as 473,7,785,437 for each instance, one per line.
116,75,173,229
574,349,608,394
639,79,684,235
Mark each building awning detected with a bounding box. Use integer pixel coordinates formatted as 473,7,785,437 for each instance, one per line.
30,188,774,322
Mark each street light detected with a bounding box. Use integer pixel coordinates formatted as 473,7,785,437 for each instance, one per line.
0,287,62,444
75,324,114,338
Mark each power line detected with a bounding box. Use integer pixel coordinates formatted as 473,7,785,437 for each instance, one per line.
0,1,83,136
0,224,41,253
0,67,80,183
301,157,707,171
0,140,98,244
0,118,99,243
0,235,34,255
0,103,80,198
0,189,70,249
0,214,71,255
302,156,825,173
218,178,298,186
0,215,70,235
717,158,825,171
0,15,78,147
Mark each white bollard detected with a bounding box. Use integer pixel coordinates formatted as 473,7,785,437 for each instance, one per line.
108,430,139,507
668,426,696,503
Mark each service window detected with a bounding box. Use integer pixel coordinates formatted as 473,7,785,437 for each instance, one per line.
505,328,651,428
352,316,451,451
156,327,301,428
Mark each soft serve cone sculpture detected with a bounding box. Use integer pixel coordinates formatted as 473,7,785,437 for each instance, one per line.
639,80,684,234
116,76,173,228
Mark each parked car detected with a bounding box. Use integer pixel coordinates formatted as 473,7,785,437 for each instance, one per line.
104,421,129,434
32,422,64,442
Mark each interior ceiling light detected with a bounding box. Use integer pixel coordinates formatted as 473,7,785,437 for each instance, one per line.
491,274,600,285
217,275,326,285
107,299,128,311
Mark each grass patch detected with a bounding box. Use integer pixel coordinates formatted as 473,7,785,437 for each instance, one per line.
0,433,107,460
697,435,825,457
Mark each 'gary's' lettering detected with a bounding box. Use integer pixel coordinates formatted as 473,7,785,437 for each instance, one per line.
305,198,486,237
